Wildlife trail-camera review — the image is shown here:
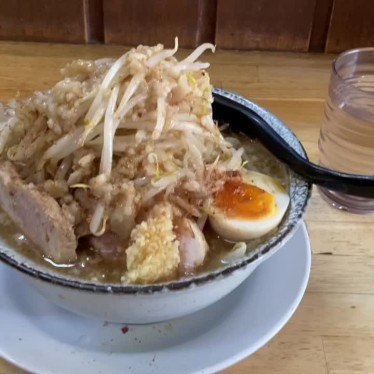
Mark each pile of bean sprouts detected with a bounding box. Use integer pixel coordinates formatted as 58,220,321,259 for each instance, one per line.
0,39,246,237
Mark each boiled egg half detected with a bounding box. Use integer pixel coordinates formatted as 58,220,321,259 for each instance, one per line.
209,170,290,241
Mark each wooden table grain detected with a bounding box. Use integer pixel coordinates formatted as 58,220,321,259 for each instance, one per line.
0,42,373,374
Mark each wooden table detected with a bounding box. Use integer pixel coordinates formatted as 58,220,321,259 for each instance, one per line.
0,42,373,374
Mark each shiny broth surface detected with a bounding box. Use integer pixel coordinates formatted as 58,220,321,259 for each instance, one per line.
0,139,288,284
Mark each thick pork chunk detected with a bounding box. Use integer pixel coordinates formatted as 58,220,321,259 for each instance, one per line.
175,217,209,274
0,161,77,263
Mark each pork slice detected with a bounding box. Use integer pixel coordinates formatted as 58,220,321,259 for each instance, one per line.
175,217,209,274
0,161,77,263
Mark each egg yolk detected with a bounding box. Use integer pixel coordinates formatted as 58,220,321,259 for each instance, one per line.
214,180,276,220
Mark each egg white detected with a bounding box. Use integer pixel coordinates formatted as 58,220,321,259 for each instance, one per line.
209,170,290,241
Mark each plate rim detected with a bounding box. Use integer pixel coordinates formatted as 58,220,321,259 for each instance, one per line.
0,222,311,374
205,221,311,373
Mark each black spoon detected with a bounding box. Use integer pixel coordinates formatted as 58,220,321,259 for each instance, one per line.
212,92,374,198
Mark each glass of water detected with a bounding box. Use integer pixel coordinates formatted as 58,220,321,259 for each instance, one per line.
318,48,374,214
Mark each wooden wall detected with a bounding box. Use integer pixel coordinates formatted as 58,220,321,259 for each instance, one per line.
0,0,373,52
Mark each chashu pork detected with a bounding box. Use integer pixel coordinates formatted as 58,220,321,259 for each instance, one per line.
0,161,77,263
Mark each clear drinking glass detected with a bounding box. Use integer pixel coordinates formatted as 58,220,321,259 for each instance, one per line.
318,48,374,214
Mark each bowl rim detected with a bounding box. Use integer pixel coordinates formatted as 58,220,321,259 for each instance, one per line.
0,89,312,294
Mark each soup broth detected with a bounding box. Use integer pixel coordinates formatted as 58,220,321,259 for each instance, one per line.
0,138,288,284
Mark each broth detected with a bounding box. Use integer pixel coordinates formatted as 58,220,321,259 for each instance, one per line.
0,138,288,284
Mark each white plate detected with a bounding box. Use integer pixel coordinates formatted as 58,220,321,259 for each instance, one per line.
0,222,311,374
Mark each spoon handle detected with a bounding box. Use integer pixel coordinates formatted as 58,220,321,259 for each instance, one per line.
213,94,374,198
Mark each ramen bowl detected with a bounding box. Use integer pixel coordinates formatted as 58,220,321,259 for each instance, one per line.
0,89,311,324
